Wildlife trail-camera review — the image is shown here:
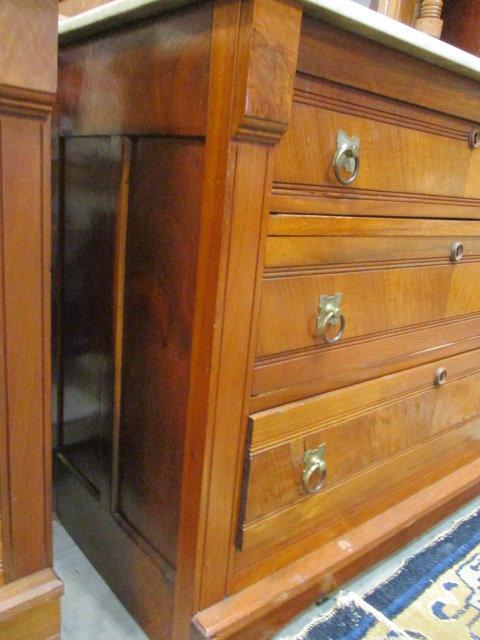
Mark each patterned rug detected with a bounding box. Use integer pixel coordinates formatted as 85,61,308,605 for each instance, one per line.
284,508,480,639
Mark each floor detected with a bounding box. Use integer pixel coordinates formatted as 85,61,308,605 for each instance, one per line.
54,495,480,640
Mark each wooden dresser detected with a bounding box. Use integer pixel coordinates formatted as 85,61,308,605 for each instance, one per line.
56,1,480,638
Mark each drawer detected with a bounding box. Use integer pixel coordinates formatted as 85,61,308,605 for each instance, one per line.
273,76,480,207
265,215,480,269
238,349,480,557
257,215,480,360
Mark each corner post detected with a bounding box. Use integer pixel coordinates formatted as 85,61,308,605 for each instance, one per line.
174,0,302,637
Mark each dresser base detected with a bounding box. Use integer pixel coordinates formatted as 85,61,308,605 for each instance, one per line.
193,458,480,640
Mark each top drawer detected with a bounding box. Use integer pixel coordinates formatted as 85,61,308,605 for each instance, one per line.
273,76,480,218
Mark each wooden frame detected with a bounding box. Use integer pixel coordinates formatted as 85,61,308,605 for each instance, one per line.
0,3,62,638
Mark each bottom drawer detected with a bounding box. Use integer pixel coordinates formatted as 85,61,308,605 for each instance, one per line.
237,349,480,558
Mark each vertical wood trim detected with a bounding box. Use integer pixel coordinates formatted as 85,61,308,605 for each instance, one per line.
0,117,13,581
0,113,50,580
41,115,53,570
110,137,132,514
174,0,302,637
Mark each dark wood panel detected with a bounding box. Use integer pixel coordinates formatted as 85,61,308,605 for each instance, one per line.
59,136,123,494
58,3,212,137
116,138,204,567
442,0,480,57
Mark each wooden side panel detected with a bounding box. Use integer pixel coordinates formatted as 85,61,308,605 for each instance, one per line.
0,3,56,94
58,136,123,495
0,112,51,581
116,138,204,567
58,3,212,137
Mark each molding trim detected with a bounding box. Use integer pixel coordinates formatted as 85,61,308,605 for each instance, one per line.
0,84,55,117
193,459,480,639
0,569,62,624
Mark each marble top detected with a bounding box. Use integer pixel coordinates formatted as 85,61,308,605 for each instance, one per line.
59,0,480,83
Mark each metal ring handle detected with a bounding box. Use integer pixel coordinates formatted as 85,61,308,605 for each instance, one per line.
302,460,327,494
333,148,360,186
320,309,345,344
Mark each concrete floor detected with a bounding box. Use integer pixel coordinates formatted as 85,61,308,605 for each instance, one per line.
54,495,480,640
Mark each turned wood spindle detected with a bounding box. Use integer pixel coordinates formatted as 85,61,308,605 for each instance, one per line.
415,0,444,38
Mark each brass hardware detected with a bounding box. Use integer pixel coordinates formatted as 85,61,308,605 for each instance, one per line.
450,241,464,263
317,293,345,344
333,130,360,185
434,367,447,386
303,444,327,494
469,127,480,150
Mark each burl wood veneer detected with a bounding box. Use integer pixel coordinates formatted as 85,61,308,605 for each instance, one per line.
55,1,480,639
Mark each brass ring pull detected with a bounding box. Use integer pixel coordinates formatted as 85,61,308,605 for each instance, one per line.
303,445,327,494
333,130,360,186
319,309,345,344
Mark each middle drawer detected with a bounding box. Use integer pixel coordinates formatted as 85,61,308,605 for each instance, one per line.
253,214,480,408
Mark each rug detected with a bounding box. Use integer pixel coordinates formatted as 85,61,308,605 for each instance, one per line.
283,508,480,639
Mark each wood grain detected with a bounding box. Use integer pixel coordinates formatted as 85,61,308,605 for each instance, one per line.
442,0,480,57
195,458,480,638
257,262,480,357
173,4,302,637
0,2,56,95
297,18,480,122
245,356,480,522
0,569,62,640
266,214,480,268
117,137,204,567
252,314,480,409
240,420,480,555
58,3,212,137
274,98,480,200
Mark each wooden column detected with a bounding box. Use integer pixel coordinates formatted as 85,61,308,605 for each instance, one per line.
173,0,302,638
0,3,61,638
415,0,444,37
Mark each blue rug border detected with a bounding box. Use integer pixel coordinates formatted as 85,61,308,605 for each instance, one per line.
301,506,480,640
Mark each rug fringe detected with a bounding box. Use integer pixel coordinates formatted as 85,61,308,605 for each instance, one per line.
337,591,415,639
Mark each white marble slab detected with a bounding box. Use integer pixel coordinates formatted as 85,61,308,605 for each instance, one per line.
58,0,480,83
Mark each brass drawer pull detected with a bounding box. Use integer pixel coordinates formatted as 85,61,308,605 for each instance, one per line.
303,445,327,494
450,241,464,263
333,130,360,185
434,367,447,386
317,293,345,344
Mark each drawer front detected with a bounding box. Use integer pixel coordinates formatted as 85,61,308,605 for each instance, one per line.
256,215,480,361
266,215,480,269
238,349,480,556
273,76,480,206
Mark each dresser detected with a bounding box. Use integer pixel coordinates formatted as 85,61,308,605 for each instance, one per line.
56,1,480,638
